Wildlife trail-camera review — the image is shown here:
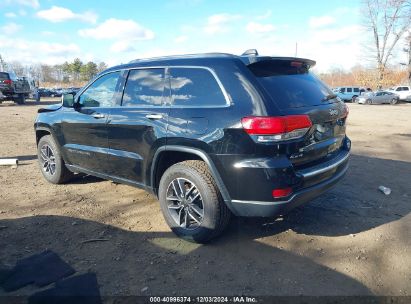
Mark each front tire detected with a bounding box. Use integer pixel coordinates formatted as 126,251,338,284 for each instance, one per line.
37,135,73,184
158,160,231,243
366,99,372,105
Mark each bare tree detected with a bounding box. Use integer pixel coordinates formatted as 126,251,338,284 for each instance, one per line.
363,0,411,86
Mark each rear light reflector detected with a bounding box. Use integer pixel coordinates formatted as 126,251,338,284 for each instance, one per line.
272,187,293,198
241,115,312,142
3,79,12,85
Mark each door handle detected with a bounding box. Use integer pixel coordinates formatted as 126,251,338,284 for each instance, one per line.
92,113,106,119
145,114,163,120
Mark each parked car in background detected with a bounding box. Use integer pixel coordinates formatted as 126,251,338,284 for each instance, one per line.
334,86,361,102
357,91,399,105
387,86,411,100
0,71,31,104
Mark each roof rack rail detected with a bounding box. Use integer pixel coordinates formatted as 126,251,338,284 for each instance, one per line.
241,49,259,56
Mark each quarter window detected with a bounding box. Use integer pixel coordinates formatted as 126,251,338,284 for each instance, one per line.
79,71,121,107
122,69,165,107
169,68,227,107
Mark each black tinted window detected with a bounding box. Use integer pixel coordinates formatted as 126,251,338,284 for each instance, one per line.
403,87,409,91
250,61,334,109
0,73,9,80
169,68,226,107
347,88,352,93
353,88,359,92
79,71,121,107
123,69,165,106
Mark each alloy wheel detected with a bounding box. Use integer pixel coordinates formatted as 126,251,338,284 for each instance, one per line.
166,177,204,230
40,144,56,176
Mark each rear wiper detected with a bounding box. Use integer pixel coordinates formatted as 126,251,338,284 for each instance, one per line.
322,94,337,101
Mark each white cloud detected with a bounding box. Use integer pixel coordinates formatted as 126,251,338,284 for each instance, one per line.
78,18,154,40
5,12,17,18
110,40,136,53
174,35,188,43
256,10,272,20
309,15,336,29
0,36,81,65
1,23,22,35
246,22,275,34
37,6,98,24
3,0,39,8
204,13,242,35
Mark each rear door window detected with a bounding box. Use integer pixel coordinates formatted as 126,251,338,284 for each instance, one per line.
402,87,409,91
169,67,227,107
122,69,165,107
353,88,359,92
248,60,335,109
0,73,9,80
347,88,352,93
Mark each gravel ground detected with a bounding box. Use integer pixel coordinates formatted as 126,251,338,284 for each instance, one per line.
0,100,410,297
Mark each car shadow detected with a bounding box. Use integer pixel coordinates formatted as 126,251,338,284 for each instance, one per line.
224,154,411,238
0,215,372,297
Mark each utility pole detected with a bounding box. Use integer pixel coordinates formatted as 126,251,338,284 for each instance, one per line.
0,54,6,72
408,37,411,85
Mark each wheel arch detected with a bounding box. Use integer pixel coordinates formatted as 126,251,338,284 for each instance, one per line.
150,145,233,211
35,127,52,145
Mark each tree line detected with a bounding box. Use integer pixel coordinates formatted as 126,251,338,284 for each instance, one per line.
0,55,108,87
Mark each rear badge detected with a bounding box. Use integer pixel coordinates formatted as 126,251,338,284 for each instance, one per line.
329,109,339,116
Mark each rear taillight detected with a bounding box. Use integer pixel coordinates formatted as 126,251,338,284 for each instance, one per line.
241,115,312,142
272,187,293,198
3,79,12,85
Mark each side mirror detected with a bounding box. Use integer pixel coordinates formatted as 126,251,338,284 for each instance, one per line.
62,93,75,108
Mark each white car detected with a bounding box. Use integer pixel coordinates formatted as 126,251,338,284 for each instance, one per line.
387,86,411,100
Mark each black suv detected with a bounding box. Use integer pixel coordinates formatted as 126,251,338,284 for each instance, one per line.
0,71,31,104
34,51,350,243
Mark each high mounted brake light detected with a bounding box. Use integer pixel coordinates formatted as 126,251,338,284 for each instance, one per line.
241,115,312,142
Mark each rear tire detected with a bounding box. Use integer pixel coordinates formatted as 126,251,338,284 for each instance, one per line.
15,94,25,105
390,98,398,105
158,160,231,243
37,135,73,184
351,95,358,103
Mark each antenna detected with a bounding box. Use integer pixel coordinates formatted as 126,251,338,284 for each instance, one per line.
295,42,298,57
241,49,259,56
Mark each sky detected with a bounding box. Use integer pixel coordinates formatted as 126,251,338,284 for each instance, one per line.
0,0,387,72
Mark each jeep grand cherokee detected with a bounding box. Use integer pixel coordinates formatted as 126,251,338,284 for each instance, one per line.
34,51,350,243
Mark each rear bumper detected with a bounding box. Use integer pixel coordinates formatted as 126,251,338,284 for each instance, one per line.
229,160,348,217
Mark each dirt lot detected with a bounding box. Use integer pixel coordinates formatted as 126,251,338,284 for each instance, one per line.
0,99,410,297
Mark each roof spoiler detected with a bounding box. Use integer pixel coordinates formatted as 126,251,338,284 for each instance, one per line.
239,51,316,69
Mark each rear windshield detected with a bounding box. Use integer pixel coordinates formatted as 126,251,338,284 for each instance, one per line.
0,72,9,80
249,60,334,109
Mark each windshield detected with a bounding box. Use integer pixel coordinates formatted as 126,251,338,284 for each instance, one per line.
248,60,334,109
